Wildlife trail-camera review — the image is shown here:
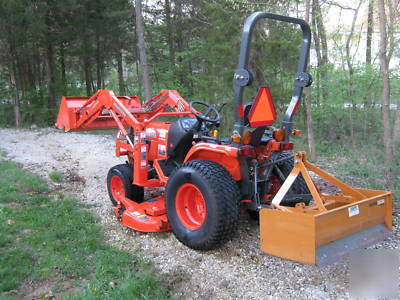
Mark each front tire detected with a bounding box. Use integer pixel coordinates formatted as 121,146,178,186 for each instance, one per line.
166,160,240,250
107,164,144,206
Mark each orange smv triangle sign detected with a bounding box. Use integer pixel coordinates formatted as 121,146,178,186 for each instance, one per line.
248,87,276,127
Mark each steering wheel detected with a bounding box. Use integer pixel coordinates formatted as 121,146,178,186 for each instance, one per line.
189,100,220,124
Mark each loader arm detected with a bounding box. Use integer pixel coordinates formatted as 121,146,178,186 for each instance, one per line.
56,89,193,133
56,88,196,188
56,90,142,132
74,90,141,136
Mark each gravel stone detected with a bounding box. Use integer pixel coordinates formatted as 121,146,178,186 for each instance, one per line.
0,128,397,299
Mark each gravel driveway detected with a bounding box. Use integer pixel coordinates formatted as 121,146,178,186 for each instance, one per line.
0,128,398,299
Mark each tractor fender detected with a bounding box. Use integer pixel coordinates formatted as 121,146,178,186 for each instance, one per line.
184,143,241,180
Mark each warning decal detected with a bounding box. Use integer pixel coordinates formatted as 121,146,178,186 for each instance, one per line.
348,205,360,217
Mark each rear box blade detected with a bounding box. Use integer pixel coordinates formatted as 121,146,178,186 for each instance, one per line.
260,190,393,266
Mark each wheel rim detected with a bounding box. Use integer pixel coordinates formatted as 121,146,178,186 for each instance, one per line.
110,175,125,202
175,183,207,230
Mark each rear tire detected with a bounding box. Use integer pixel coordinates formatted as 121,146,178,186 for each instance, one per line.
107,164,144,206
166,160,240,250
274,151,310,206
248,151,311,220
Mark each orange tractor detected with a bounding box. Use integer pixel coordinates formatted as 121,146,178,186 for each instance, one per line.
56,12,392,265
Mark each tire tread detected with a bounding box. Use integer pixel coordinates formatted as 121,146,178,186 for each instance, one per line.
167,160,240,250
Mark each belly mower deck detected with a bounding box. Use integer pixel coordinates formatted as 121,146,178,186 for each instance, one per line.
115,195,170,232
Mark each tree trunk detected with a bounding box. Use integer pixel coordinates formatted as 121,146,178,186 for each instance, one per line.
304,0,316,161
346,2,362,148
175,0,187,87
392,2,400,150
26,56,36,89
164,0,175,67
394,95,400,145
386,0,396,63
305,84,316,161
82,37,92,96
135,0,152,101
45,43,56,119
60,43,66,82
59,42,66,95
6,35,21,127
314,0,328,100
44,2,57,121
311,0,322,105
377,0,393,162
135,59,142,96
9,54,21,127
35,45,43,87
366,0,374,65
345,2,362,78
363,1,374,140
175,0,184,56
96,34,102,90
117,48,125,95
13,95,21,127
84,56,92,96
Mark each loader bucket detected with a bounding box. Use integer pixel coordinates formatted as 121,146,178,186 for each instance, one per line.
56,91,141,132
260,152,393,266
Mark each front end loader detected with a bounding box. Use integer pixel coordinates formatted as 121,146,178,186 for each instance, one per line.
55,12,392,266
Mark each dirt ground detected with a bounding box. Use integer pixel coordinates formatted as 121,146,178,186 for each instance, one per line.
0,128,398,299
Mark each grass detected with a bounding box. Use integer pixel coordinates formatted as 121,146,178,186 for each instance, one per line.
0,158,169,299
49,171,63,182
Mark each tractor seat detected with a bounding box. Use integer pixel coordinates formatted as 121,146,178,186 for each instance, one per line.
167,117,199,163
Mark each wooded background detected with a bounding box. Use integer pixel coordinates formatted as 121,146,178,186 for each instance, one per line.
0,0,399,192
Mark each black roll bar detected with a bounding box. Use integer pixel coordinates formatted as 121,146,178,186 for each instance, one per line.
232,12,312,141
